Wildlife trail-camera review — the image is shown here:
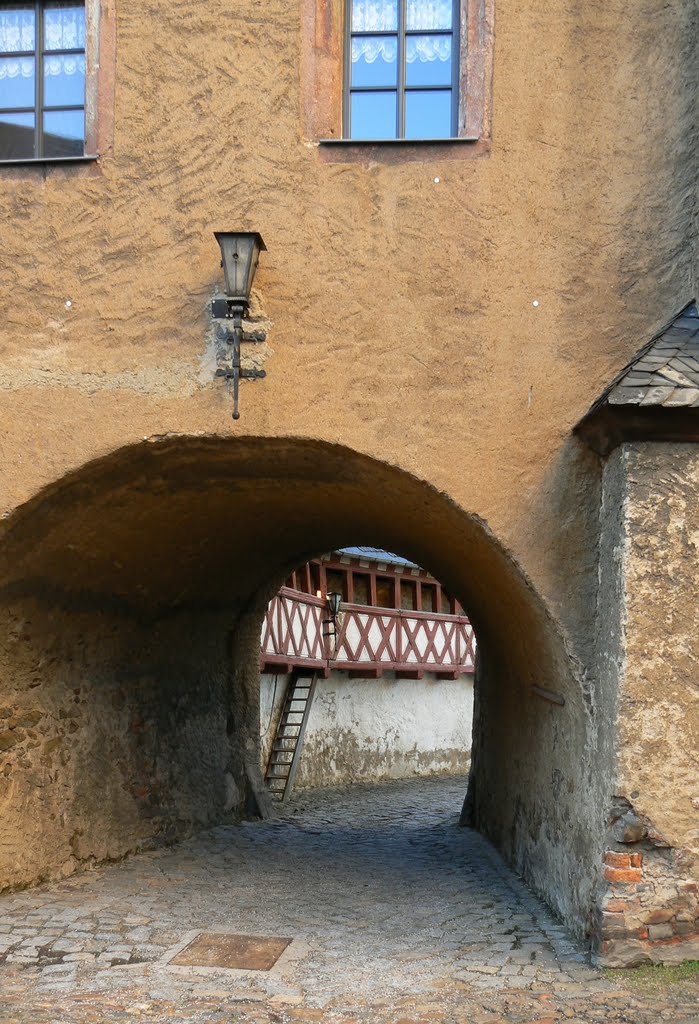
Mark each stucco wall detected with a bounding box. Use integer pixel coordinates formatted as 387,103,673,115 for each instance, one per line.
595,443,699,966
0,601,238,891
260,671,473,788
0,0,694,961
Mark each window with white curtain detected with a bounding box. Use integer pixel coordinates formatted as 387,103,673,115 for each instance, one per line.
345,0,459,140
0,1,85,160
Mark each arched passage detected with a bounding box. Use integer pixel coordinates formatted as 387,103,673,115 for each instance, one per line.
0,436,602,942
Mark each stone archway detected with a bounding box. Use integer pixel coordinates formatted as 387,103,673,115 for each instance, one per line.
0,436,604,944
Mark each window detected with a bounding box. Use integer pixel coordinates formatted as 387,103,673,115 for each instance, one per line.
345,0,458,140
375,576,394,607
0,0,86,161
326,568,348,600
352,572,370,605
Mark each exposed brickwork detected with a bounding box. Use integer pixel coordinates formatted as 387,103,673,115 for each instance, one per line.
596,797,699,966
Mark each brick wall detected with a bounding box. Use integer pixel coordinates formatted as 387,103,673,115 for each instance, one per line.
596,800,699,966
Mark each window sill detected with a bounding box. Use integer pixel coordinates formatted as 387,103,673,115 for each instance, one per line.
0,154,99,167
316,135,486,165
319,136,480,146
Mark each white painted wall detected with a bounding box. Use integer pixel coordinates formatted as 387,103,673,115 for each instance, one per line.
260,671,473,789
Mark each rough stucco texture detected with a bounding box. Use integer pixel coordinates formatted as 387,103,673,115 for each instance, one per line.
259,671,473,788
0,0,695,965
595,443,699,966
0,602,235,890
620,444,699,858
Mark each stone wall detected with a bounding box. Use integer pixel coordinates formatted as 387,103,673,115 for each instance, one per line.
259,670,473,788
0,599,238,891
595,443,699,966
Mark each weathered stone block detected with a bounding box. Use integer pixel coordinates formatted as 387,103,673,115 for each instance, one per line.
610,812,646,844
646,908,674,925
0,730,19,751
648,923,673,941
604,897,641,913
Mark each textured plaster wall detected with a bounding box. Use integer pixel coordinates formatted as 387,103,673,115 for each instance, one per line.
0,0,694,956
0,601,237,891
619,444,699,853
594,444,699,966
259,671,473,788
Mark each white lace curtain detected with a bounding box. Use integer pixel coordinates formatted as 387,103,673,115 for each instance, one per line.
352,35,451,65
351,0,452,64
0,6,85,83
351,0,453,32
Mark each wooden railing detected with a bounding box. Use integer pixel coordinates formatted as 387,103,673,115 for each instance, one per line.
260,587,475,678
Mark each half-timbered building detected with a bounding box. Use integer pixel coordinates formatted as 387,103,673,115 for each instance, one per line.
260,548,476,799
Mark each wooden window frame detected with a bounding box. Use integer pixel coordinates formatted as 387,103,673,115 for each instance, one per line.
343,0,460,141
301,0,493,161
0,0,114,167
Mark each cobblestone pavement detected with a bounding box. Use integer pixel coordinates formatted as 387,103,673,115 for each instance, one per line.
0,776,697,1023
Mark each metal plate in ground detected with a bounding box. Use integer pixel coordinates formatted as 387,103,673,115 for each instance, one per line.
169,933,292,971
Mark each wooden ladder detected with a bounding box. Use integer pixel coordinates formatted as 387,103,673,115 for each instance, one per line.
264,671,317,802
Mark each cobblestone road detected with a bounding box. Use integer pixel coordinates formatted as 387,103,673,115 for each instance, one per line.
0,776,697,1023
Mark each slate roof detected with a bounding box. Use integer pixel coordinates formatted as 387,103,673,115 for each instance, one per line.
336,546,422,570
575,302,699,455
604,303,699,408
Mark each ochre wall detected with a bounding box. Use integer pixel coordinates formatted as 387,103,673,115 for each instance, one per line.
0,0,695,594
0,0,696,962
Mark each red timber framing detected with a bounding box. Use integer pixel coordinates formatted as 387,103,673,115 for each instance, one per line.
283,549,466,616
260,586,476,679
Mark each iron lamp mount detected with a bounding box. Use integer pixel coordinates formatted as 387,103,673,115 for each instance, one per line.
212,231,267,420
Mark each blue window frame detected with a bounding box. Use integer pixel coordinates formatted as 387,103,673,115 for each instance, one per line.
344,0,459,140
0,0,85,161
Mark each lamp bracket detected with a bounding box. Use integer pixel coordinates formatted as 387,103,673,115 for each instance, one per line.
215,368,266,381
211,298,266,420
215,325,267,344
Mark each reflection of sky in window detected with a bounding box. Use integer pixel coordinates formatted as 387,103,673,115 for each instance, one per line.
351,37,397,87
43,54,85,106
351,91,397,139
43,107,84,155
405,90,451,138
0,56,35,107
44,108,83,139
406,35,451,86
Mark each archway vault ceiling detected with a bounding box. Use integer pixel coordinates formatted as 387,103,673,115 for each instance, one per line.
0,435,569,686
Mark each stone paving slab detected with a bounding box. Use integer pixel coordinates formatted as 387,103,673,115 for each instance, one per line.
0,776,696,1022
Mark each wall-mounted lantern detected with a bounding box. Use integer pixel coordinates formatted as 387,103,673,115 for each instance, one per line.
320,590,343,641
326,592,342,621
211,231,267,420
